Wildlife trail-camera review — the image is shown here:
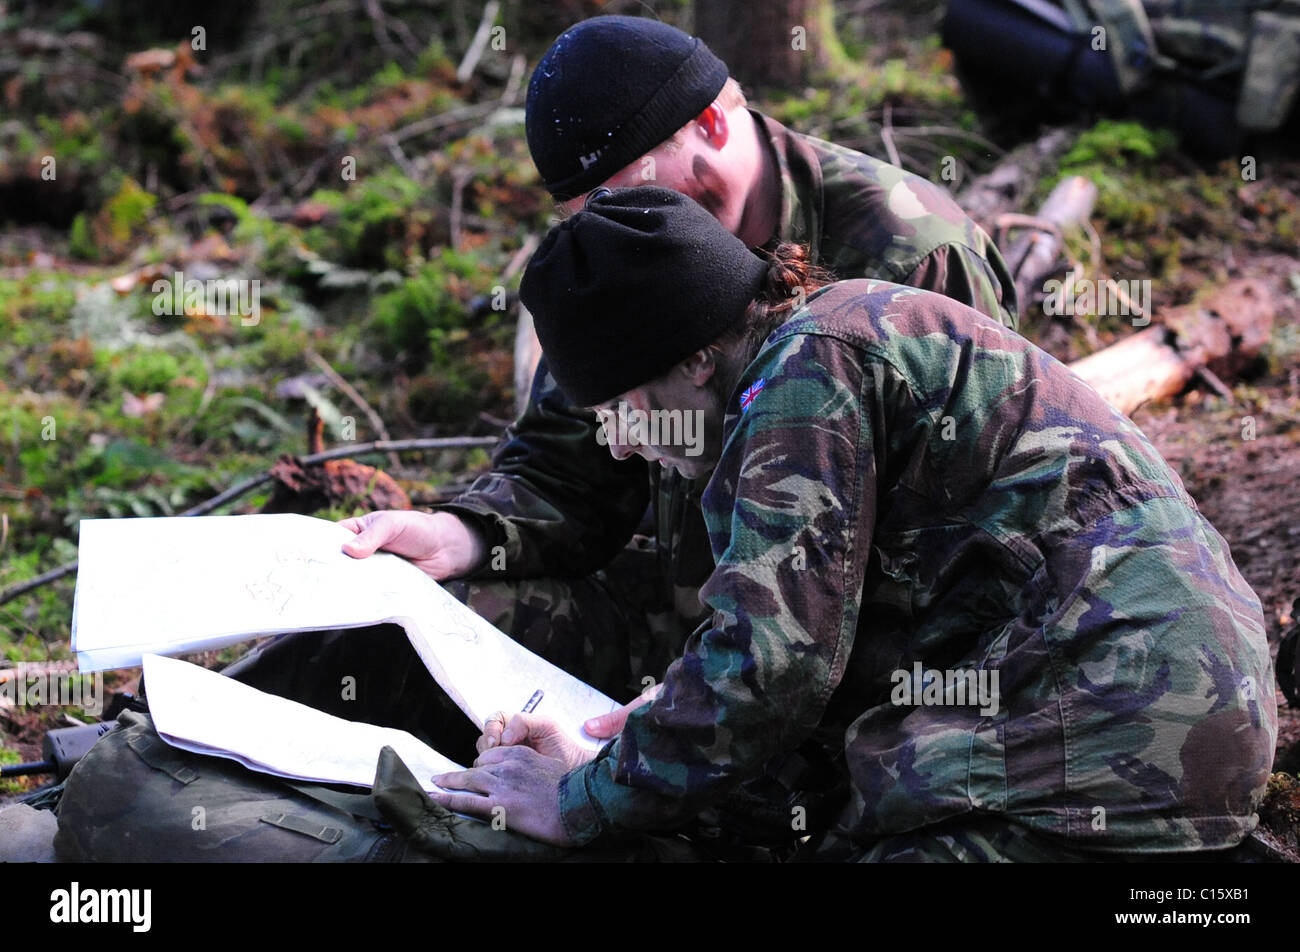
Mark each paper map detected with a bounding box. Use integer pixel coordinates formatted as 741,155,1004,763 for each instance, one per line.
73,514,622,785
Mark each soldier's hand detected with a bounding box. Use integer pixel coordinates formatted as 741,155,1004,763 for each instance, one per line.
477,712,594,771
431,745,576,847
339,510,486,580
583,683,663,739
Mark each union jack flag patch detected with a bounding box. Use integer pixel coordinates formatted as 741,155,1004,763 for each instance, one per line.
740,378,765,413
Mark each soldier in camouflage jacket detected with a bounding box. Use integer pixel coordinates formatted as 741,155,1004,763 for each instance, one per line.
430,188,1275,860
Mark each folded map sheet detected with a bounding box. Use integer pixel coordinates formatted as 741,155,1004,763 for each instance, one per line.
72,514,620,785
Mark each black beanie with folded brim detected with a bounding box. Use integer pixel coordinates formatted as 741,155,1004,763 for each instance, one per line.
526,16,728,201
520,187,769,407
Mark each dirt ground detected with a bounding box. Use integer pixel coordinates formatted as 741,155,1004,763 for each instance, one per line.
1127,254,1300,770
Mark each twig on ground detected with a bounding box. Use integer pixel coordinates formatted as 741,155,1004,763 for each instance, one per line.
174,336,217,443
384,134,419,179
305,349,401,469
456,0,501,84
502,234,541,283
893,125,1005,157
1194,366,1235,401
450,168,472,249
384,5,425,58
501,52,526,106
287,152,333,200
364,0,407,65
881,104,902,168
387,100,497,144
1082,217,1103,275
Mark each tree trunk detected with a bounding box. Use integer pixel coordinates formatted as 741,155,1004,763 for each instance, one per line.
694,0,835,88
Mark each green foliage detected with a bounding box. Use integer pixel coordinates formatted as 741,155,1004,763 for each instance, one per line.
0,746,24,794
416,38,453,75
103,348,183,393
1060,120,1178,168
197,192,254,225
773,89,834,126
68,177,158,262
0,545,77,658
871,55,963,108
32,112,110,182
0,277,76,340
103,177,158,243
304,171,435,271
368,249,491,362
84,439,182,486
1266,316,1300,377
68,213,94,261
1,398,76,489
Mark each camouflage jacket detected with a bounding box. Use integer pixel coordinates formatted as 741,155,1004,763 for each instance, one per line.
441,115,1018,622
557,280,1276,853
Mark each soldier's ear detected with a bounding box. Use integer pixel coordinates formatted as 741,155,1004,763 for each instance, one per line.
678,347,718,387
695,104,729,149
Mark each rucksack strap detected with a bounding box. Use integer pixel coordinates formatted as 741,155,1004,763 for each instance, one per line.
282,780,387,823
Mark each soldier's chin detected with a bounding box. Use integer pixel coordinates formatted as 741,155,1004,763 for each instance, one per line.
663,457,713,479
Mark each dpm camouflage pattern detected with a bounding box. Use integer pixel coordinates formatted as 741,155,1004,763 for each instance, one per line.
556,279,1276,855
439,114,1018,699
758,112,1018,330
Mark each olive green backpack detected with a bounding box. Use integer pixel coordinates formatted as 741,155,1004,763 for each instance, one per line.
52,709,719,863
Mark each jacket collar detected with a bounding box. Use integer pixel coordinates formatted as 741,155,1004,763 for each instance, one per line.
753,110,823,262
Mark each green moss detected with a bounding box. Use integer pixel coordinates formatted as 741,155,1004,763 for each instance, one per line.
1061,120,1178,168
0,547,78,652
68,213,94,261
68,177,157,262
103,178,157,244
369,249,493,361
197,192,253,225
0,746,25,794
34,112,110,173
303,171,433,270
116,349,181,392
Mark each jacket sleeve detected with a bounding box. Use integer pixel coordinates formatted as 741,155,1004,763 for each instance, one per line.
434,356,650,579
556,335,878,841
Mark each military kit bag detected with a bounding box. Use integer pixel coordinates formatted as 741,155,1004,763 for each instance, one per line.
52,709,725,863
52,709,584,862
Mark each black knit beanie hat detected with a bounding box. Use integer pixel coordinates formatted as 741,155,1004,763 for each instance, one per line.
525,16,728,201
519,186,769,407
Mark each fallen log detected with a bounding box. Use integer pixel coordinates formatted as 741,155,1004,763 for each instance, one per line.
956,127,1074,230
998,175,1099,313
1067,279,1274,416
